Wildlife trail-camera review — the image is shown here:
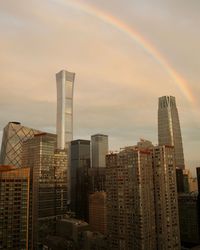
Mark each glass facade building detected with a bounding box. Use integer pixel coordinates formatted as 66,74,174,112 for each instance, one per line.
91,134,108,168
158,96,185,169
70,139,90,217
0,166,30,250
56,70,75,149
21,133,68,249
0,122,41,168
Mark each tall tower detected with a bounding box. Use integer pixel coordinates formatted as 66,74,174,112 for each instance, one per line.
158,96,185,169
56,70,75,149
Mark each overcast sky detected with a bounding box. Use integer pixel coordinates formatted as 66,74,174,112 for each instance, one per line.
0,0,199,174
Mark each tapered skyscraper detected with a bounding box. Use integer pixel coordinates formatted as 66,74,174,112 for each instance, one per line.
158,96,185,169
56,70,75,149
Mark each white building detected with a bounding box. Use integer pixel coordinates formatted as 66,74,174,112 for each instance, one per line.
56,70,75,149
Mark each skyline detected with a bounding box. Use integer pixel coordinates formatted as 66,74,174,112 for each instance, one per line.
0,0,200,174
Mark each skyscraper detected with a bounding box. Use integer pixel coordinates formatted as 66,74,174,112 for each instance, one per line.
0,122,41,167
106,148,156,250
158,96,185,169
152,145,180,250
21,133,68,249
70,139,90,218
56,70,75,149
91,134,108,168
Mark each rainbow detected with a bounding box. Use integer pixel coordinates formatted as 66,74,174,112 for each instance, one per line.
55,0,195,104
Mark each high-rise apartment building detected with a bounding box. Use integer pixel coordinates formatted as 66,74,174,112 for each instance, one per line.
0,166,30,250
91,134,108,168
106,148,156,250
70,139,90,217
158,96,185,169
152,145,180,250
56,70,75,149
0,122,41,167
21,133,68,249
89,191,107,234
106,142,180,250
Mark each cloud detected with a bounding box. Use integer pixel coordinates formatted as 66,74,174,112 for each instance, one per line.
0,0,199,164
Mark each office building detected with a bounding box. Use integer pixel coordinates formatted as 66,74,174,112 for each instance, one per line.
91,134,108,168
56,70,75,149
0,122,41,167
152,145,180,250
0,165,30,250
70,139,90,215
106,148,156,250
89,191,107,234
158,96,185,169
22,133,68,249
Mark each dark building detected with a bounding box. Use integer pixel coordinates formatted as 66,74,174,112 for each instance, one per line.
196,167,200,194
70,139,90,221
0,165,30,250
43,216,89,250
178,167,200,248
82,231,108,250
176,168,184,193
183,170,190,193
0,122,41,167
43,216,107,250
178,193,200,247
22,133,68,249
88,167,106,193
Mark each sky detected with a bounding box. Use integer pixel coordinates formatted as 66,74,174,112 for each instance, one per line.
0,0,200,174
